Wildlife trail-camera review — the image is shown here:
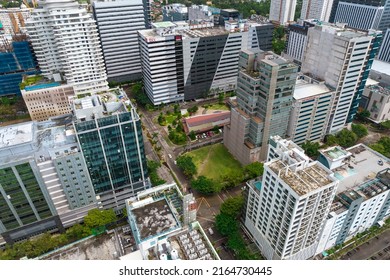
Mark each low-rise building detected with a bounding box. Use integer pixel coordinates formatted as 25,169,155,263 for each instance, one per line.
361,82,390,123
21,75,74,121
125,183,219,260
316,144,390,255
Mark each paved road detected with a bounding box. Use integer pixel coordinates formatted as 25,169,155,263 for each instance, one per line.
340,229,390,260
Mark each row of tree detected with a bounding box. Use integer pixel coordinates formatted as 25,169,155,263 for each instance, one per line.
215,196,261,259
0,209,118,260
301,125,368,158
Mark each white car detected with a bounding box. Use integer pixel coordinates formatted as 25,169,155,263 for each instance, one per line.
168,154,172,159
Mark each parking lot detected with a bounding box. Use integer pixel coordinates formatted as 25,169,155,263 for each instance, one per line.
195,128,223,140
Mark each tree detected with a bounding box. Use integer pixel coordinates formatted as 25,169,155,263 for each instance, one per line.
244,162,264,179
176,155,197,178
351,124,368,138
355,109,370,121
380,120,390,130
84,209,117,229
370,136,390,157
220,196,244,217
189,130,196,140
215,213,238,236
173,104,180,115
325,134,338,146
191,176,220,195
301,141,321,158
218,92,224,104
157,113,166,126
187,105,198,115
66,224,91,241
336,129,358,148
222,169,244,189
212,125,220,133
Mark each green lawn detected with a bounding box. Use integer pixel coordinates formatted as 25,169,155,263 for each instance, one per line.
206,103,230,111
186,144,242,183
165,114,177,125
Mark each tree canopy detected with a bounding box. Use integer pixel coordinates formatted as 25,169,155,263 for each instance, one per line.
244,162,264,179
191,176,220,195
301,141,321,158
220,196,244,217
84,209,117,229
176,155,197,178
351,123,368,139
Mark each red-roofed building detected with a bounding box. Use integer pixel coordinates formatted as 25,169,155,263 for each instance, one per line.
182,111,230,134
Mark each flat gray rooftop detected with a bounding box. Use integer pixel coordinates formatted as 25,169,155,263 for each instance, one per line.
132,199,179,241
0,122,33,149
294,79,333,99
335,144,389,193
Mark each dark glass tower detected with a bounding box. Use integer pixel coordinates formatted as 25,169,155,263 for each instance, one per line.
73,89,150,210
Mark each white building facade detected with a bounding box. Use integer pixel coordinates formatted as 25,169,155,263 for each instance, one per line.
26,0,108,95
300,0,334,21
334,2,384,30
92,0,149,82
269,0,297,25
244,136,339,260
301,23,380,133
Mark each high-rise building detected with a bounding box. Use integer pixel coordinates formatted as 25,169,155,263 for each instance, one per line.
301,23,381,133
269,0,297,25
223,50,298,164
92,0,150,83
287,75,334,145
138,21,273,105
163,3,188,21
334,1,384,30
300,0,334,21
284,20,316,64
0,116,98,244
378,28,390,62
0,37,39,96
72,89,150,210
244,135,339,260
26,0,108,95
329,0,386,23
21,75,74,121
0,7,31,35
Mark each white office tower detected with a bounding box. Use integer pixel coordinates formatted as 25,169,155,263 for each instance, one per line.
244,136,339,260
301,23,380,133
269,0,297,25
334,2,384,30
92,0,150,82
26,0,108,95
300,0,334,21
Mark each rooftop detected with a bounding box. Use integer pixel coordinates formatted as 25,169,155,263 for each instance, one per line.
366,84,390,96
130,198,180,242
20,75,64,91
0,115,77,165
321,146,352,161
334,144,390,193
152,21,177,29
0,122,33,149
294,79,333,100
371,59,390,76
268,160,334,196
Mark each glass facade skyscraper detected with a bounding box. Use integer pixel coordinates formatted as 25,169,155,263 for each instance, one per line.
73,90,150,210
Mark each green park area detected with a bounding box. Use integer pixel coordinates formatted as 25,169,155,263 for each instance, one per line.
186,143,243,184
